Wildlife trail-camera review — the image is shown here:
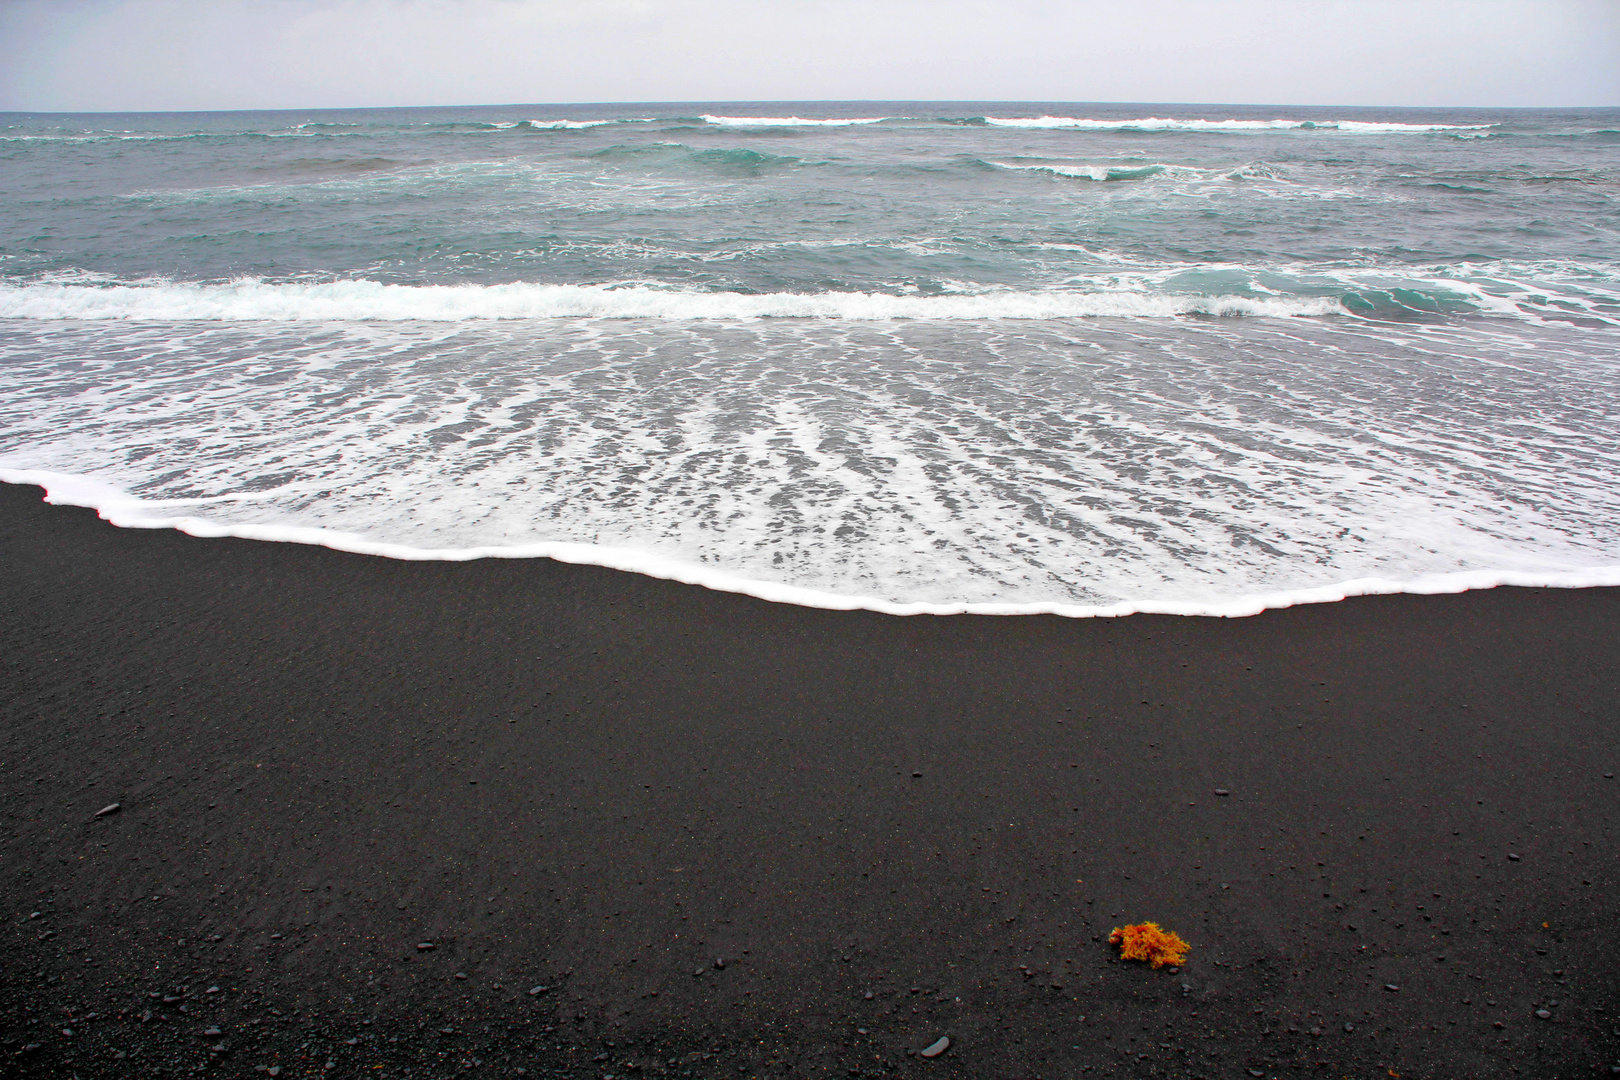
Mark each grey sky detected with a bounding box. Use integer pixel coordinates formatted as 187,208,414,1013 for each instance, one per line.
2,0,1616,113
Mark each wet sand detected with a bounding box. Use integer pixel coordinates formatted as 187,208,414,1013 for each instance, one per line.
2,480,1617,1079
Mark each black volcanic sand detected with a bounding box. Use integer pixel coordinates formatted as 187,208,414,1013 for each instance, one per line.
2,480,1618,1080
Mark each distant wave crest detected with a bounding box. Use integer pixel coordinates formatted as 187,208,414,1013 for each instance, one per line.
0,279,1345,321
977,116,1492,133
700,114,893,127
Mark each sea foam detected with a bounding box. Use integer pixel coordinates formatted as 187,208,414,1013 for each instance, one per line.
5,465,1618,620
0,280,1345,321
700,115,893,127
979,116,1492,132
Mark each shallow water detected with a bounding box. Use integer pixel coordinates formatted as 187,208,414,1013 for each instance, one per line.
2,103,1617,613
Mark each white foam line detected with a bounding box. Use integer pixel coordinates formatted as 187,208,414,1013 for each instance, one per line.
700,115,892,127
0,280,1344,321
8,467,1618,621
981,116,1491,132
521,118,654,129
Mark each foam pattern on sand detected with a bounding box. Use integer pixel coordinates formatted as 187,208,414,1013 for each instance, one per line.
2,316,1617,615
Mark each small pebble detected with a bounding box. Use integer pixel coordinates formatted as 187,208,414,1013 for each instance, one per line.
528,985,548,996
912,771,922,778
1214,789,1229,797
454,972,467,980
416,942,436,952
1384,984,1400,992
713,958,725,970
1507,853,1520,861
919,1036,950,1058
1536,1009,1551,1019
94,803,121,818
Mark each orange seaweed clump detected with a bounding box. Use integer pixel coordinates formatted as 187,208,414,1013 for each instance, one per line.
1109,922,1189,969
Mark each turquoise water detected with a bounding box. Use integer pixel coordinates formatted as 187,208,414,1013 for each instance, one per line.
1,103,1618,612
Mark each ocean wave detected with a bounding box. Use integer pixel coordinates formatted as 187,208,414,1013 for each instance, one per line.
6,466,1619,620
0,279,1345,321
585,142,809,171
517,118,655,130
989,160,1206,182
700,114,893,127
977,116,1491,133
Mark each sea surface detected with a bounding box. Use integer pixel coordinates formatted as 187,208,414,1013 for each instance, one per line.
2,102,1618,615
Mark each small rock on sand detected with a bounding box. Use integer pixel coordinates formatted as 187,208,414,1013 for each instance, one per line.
920,1036,950,1058
94,803,121,817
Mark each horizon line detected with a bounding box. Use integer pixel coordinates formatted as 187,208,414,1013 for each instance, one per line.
3,99,1615,117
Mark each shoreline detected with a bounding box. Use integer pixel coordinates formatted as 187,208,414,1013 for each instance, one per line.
8,466,1620,623
2,479,1618,1078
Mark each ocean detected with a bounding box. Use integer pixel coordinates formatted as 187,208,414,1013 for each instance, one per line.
1,102,1617,615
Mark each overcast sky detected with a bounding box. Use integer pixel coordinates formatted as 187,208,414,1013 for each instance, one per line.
2,0,1616,113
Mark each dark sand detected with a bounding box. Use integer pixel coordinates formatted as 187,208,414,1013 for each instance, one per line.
1,480,1617,1079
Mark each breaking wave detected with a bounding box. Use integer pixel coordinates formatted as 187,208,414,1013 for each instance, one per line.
976,116,1493,133
0,279,1345,321
700,115,894,127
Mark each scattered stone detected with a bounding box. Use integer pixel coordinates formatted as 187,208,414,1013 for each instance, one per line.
202,1027,222,1037
454,972,468,980
919,1036,950,1059
1385,984,1399,992
693,968,705,978
713,958,725,969
94,803,121,818
1507,853,1520,861
912,772,922,778
206,986,220,994
416,942,436,952
863,991,874,1000
268,1068,282,1077
1536,1009,1552,1020
528,985,548,996
1214,789,1229,797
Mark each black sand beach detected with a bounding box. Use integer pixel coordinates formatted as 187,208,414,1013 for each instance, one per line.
1,479,1617,1079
